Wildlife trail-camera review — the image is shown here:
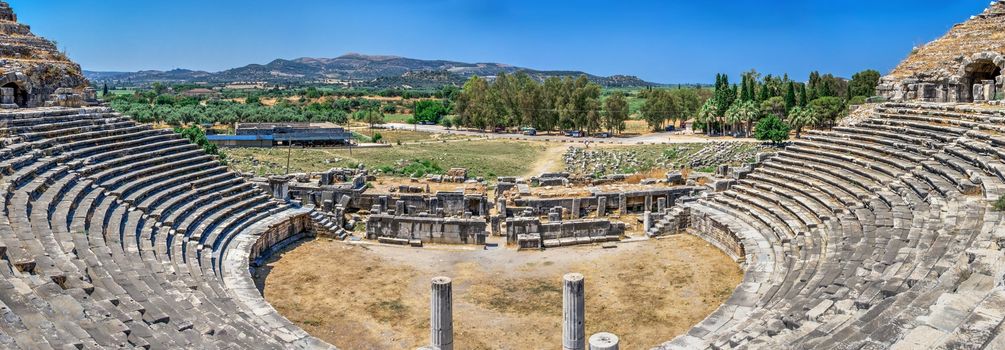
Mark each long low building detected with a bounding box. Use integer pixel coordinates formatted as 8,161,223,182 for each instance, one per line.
208,122,353,147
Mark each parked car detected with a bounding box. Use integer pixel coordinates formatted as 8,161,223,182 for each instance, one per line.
493,127,507,133
665,125,676,132
563,130,584,138
595,132,611,138
522,128,537,136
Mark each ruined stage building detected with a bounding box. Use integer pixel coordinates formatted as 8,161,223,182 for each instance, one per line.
207,122,352,147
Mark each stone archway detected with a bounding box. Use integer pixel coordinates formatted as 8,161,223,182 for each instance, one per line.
0,71,31,108
958,52,1004,102
1,82,28,107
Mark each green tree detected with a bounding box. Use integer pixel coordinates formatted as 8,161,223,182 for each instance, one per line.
754,115,790,145
455,76,492,130
759,96,786,118
413,100,449,124
151,82,167,96
784,82,796,112
102,83,109,97
603,92,630,134
798,83,809,107
849,69,881,98
728,100,759,136
710,73,737,134
808,96,846,126
641,89,679,131
787,106,819,138
695,99,717,135
669,88,703,122
355,108,385,129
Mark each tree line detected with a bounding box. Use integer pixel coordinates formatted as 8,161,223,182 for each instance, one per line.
453,73,631,134
689,69,880,140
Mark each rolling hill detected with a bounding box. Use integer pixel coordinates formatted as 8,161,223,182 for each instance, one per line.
85,53,657,89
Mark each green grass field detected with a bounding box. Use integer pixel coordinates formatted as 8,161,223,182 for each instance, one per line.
382,113,413,123
107,89,137,96
225,139,547,178
352,128,471,144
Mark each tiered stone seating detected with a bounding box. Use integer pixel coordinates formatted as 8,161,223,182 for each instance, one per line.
0,107,329,348
659,102,1005,349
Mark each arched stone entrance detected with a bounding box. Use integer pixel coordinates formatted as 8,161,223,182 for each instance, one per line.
0,71,30,108
958,53,1004,102
963,59,1001,102
0,82,27,107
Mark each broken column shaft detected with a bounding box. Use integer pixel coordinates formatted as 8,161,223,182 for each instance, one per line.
563,273,585,350
589,332,620,350
431,277,453,350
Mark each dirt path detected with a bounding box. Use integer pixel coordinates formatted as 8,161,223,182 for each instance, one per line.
525,144,571,178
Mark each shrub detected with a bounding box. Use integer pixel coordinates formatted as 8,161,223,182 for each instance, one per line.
848,96,868,105
413,100,448,124
372,132,383,143
994,195,1005,212
754,115,790,145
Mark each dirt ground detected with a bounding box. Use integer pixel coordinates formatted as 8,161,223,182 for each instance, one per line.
256,235,742,350
525,144,569,178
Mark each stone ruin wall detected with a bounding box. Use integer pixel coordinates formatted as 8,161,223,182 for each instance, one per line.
687,209,746,263
504,217,625,246
247,213,315,266
878,1,1005,103
366,214,487,245
509,187,700,217
0,1,90,108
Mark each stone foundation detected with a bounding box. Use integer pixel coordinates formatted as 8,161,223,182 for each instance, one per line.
505,217,624,249
366,214,487,245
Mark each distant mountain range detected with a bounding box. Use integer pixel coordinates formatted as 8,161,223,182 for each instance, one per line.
84,53,658,89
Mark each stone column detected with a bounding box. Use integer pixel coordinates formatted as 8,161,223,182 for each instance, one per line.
571,198,581,219
0,87,13,106
549,207,562,222
644,196,653,212
597,196,607,217
497,199,507,218
563,273,585,350
618,194,627,214
643,211,652,233
589,333,620,350
427,197,437,214
430,277,453,350
268,175,290,201
395,200,406,216
974,83,985,102
379,196,389,212
657,197,667,212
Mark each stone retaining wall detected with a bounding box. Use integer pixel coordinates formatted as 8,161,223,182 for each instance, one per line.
366,214,487,244
247,212,315,266
687,206,746,262
505,217,625,248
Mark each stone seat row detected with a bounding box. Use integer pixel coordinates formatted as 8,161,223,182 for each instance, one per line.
659,103,1005,349
0,108,315,348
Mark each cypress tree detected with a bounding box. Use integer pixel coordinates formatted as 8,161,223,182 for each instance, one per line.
798,83,808,107
784,82,796,112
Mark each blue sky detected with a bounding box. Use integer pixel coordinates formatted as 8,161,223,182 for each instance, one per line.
9,0,990,83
